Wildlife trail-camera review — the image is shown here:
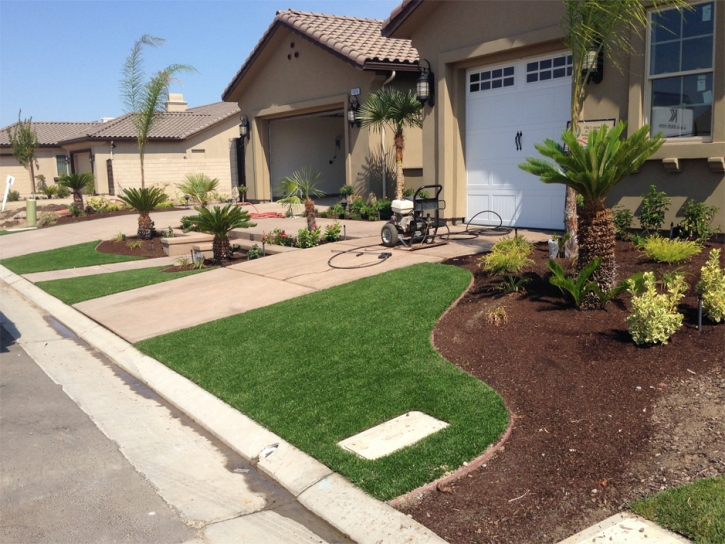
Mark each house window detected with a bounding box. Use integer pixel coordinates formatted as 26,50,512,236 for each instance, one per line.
469,66,515,93
56,155,69,176
526,54,572,83
648,1,715,138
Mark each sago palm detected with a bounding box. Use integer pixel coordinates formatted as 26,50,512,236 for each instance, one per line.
357,87,422,200
277,167,325,232
118,186,168,240
187,204,256,263
58,172,94,211
519,122,663,308
177,173,219,207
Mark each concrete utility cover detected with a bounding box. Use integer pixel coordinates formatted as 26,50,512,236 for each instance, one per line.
338,411,449,460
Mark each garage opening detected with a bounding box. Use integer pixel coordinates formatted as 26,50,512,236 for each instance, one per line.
269,110,346,199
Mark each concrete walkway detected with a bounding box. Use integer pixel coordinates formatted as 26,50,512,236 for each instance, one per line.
24,255,176,283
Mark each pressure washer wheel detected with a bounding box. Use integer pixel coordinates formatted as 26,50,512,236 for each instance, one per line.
380,223,399,248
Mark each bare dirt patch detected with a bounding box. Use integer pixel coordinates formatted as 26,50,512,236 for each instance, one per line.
398,240,724,544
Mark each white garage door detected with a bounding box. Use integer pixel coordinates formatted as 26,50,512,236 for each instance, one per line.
466,52,572,229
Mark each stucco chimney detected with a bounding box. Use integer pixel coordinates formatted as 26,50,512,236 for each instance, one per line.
165,93,188,112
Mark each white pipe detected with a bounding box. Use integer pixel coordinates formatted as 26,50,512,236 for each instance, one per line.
381,71,396,200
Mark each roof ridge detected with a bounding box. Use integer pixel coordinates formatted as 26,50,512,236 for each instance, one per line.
279,9,383,23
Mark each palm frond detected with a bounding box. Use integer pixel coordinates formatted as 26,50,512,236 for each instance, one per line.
277,167,325,204
58,172,94,192
120,34,165,114
118,187,168,213
187,204,256,238
357,87,422,133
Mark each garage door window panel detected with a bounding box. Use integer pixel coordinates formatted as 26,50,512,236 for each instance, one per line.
469,66,514,93
648,1,715,138
526,55,572,83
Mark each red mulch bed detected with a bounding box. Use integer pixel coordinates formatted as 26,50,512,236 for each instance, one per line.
399,239,724,544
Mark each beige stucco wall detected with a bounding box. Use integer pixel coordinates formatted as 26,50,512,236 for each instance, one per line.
0,147,68,195
396,0,725,226
227,25,422,202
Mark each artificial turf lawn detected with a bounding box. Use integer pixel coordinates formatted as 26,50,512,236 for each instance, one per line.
136,263,510,500
36,266,212,305
631,476,725,544
0,241,142,274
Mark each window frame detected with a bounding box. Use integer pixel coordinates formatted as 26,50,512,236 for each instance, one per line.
644,0,717,142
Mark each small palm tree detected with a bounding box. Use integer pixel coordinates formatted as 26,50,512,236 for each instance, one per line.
58,172,94,211
357,87,422,200
176,173,219,207
519,122,663,308
277,167,325,232
187,204,256,263
118,186,168,240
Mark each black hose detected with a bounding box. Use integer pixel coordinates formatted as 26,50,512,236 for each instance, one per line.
328,244,392,269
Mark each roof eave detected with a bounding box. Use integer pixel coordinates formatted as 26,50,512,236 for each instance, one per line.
381,0,424,38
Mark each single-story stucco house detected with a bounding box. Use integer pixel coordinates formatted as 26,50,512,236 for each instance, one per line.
380,0,724,230
222,9,424,201
1,96,242,198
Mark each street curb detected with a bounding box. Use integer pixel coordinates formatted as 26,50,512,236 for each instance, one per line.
0,264,447,544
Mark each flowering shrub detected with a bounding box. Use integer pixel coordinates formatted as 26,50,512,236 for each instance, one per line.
261,228,294,246
87,196,128,212
295,226,321,248
696,248,725,323
626,271,687,344
324,222,342,242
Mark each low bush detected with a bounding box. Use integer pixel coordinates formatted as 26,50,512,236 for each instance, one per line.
642,236,701,263
696,248,725,323
612,205,633,240
479,235,534,276
68,203,84,217
496,275,529,294
247,244,263,260
126,240,143,250
627,271,687,345
262,228,294,246
154,201,175,210
36,212,59,228
87,196,128,213
325,203,346,219
639,185,670,233
679,199,720,242
40,185,58,199
547,258,600,308
180,216,201,233
324,222,342,242
7,190,20,202
295,226,321,248
56,185,70,198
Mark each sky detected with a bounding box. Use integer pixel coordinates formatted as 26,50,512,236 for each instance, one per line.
0,0,400,128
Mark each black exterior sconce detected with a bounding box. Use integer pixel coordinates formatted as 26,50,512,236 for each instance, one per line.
239,114,250,139
416,59,435,107
582,43,603,84
347,96,360,128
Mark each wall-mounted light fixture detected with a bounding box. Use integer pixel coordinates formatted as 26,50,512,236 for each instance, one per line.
239,114,250,139
110,141,116,156
416,59,435,107
582,42,603,84
347,96,361,128
89,151,94,164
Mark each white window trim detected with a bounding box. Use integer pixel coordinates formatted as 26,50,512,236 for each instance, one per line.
644,0,716,142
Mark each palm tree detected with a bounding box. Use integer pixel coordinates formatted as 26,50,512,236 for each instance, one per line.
357,87,422,200
519,122,663,308
176,173,219,207
118,186,168,240
277,167,325,232
120,35,195,188
58,172,94,211
186,204,256,263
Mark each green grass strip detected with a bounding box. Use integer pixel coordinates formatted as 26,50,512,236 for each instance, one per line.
36,266,212,305
137,263,509,500
0,241,143,274
631,476,725,543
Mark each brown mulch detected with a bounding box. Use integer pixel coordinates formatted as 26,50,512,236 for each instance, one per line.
52,206,179,226
399,240,724,544
96,237,168,259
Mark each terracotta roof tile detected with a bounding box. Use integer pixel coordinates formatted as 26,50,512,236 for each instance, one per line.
222,9,419,100
0,121,100,147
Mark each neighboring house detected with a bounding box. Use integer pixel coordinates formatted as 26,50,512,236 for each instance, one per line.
222,9,423,201
1,96,242,198
382,0,724,229
0,121,100,194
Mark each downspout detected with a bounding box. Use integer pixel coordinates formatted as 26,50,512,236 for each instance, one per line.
381,71,396,200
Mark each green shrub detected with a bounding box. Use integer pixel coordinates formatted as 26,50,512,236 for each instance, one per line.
627,271,687,345
68,203,84,217
7,190,20,202
177,173,219,207
479,235,534,276
295,226,321,248
247,244,262,260
85,178,95,195
340,185,355,198
180,215,200,232
56,185,70,198
40,185,57,198
402,188,414,197
154,201,175,210
325,204,346,219
324,222,342,242
639,185,670,233
36,212,59,228
374,198,392,219
496,275,529,294
612,205,634,240
696,248,725,323
547,258,600,308
261,228,294,246
35,174,47,190
126,240,143,250
679,199,720,242
642,236,701,263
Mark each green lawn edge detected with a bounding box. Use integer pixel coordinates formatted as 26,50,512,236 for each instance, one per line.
0,241,144,274
136,263,509,501
631,476,725,543
36,265,213,305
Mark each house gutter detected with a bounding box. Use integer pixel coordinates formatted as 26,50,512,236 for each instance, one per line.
381,71,396,200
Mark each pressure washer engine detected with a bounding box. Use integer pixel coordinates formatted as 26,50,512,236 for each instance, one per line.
380,184,446,248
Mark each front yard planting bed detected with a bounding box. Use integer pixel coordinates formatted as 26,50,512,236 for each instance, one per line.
399,240,724,544
136,263,510,501
35,266,213,305
0,241,143,274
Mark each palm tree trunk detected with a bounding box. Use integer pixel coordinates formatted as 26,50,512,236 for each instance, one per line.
305,198,315,232
73,191,84,211
564,187,578,257
213,236,230,263
578,202,616,310
394,131,405,200
138,212,154,240
29,160,36,196
140,154,146,189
